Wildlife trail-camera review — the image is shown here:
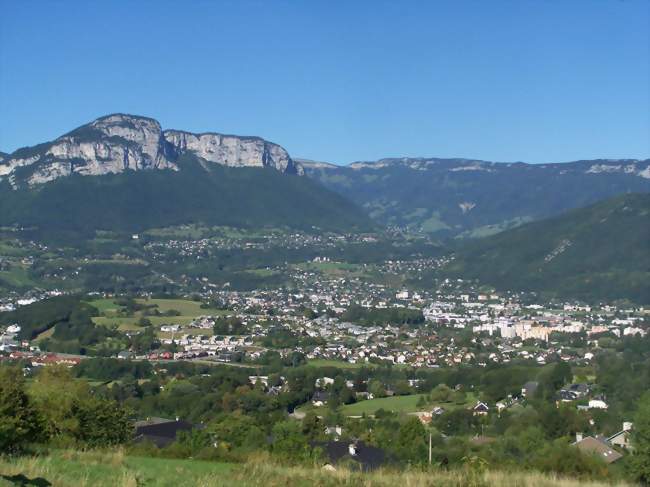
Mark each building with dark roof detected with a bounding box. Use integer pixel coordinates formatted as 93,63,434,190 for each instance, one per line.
573,434,623,464
133,418,200,448
313,441,387,471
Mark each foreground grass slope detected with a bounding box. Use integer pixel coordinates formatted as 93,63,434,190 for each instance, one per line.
0,450,635,487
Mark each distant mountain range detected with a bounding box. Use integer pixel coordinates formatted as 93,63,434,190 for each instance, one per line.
444,193,650,303
0,115,372,240
300,157,650,237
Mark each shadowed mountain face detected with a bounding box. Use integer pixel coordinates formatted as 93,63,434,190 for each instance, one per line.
300,157,650,238
444,193,650,303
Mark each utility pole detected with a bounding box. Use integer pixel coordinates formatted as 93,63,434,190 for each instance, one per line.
428,431,432,465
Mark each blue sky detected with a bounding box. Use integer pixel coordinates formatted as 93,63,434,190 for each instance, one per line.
0,0,648,164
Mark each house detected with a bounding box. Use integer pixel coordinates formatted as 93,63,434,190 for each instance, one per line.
312,391,330,407
325,426,343,439
496,400,508,413
133,418,202,448
314,441,387,472
573,433,623,464
432,406,446,416
557,390,579,402
472,401,489,416
315,377,335,388
356,391,373,400
249,375,269,387
608,422,633,450
160,325,181,333
565,383,590,398
588,398,608,410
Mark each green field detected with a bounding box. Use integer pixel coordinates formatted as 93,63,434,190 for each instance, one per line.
296,261,367,277
339,392,477,416
0,266,36,288
87,298,230,332
87,297,122,313
340,394,428,415
87,298,224,316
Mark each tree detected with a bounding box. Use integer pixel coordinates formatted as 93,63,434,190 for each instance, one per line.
0,367,44,452
368,379,386,398
537,362,572,401
395,417,427,463
630,392,650,485
72,396,131,447
271,420,310,462
302,412,324,441
430,384,453,403
28,365,130,447
28,365,88,440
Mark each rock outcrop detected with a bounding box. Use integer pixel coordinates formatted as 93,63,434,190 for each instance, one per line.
0,114,300,187
164,130,302,174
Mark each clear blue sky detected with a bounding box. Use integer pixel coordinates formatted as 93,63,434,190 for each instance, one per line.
1,0,648,164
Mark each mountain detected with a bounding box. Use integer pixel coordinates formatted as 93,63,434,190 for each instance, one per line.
0,114,303,189
0,115,373,240
444,193,650,303
302,157,650,237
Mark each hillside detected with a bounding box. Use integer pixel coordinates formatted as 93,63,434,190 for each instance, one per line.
444,193,650,303
301,157,650,237
0,154,373,241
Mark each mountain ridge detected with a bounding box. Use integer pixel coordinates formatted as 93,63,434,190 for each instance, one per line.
0,114,302,188
301,156,650,237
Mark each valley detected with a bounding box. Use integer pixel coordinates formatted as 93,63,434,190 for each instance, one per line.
0,116,648,486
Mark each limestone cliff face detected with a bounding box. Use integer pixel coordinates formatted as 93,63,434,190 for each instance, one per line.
0,114,301,188
164,130,302,174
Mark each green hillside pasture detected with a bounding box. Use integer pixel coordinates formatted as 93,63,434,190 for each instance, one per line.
88,298,229,331
296,261,367,278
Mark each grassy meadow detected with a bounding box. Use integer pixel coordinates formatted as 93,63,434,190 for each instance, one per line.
86,298,230,333
0,449,635,487
297,392,478,417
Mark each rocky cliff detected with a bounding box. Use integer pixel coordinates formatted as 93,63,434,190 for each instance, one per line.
164,130,301,174
0,114,300,188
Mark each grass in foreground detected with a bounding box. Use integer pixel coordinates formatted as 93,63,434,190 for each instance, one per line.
0,450,634,487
